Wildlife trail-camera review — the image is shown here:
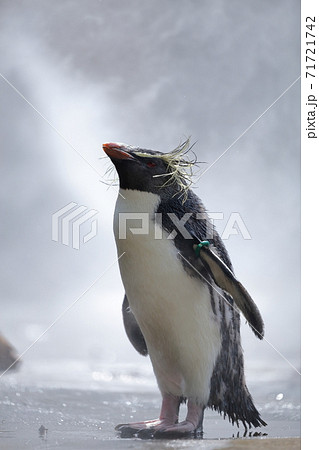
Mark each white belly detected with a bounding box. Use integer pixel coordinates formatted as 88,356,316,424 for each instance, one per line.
114,189,221,404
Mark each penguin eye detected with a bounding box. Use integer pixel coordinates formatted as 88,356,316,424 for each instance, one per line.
147,161,156,168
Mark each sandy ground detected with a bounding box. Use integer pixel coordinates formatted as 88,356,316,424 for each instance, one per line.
0,383,300,450
222,438,300,449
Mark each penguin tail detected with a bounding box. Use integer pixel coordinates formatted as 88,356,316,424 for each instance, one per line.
209,384,267,430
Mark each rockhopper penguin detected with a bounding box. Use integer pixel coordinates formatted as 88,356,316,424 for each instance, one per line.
103,140,267,438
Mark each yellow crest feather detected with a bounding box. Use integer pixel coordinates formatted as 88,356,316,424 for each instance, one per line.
135,138,197,203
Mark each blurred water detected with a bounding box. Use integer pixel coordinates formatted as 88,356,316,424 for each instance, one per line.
0,359,300,448
0,0,300,370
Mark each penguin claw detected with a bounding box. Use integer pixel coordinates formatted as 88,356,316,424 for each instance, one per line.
153,421,203,440
116,421,203,440
114,423,127,431
153,430,201,440
136,428,156,439
116,426,157,440
115,419,171,439
115,425,139,438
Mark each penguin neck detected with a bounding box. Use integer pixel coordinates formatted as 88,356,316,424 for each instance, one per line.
116,188,161,214
113,188,166,255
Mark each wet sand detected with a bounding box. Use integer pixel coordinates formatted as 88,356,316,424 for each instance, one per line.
0,385,300,449
0,360,300,449
222,438,300,449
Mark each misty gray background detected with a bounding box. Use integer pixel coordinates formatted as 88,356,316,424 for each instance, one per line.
0,0,300,390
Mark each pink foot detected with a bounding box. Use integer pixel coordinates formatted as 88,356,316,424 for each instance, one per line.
116,393,180,438
116,397,204,439
115,418,161,430
153,402,204,439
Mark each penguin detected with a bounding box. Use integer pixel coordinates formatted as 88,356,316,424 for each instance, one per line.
102,140,267,439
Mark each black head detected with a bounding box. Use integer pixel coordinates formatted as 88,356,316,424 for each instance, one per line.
102,141,195,201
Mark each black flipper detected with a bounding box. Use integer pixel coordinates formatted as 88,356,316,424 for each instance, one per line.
194,243,264,339
122,295,148,356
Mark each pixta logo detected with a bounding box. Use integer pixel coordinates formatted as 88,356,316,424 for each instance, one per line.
52,202,98,250
117,212,251,240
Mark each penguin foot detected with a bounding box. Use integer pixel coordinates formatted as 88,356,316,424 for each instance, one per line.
115,419,175,438
116,397,205,440
152,400,204,439
153,420,204,439
115,418,161,430
116,393,180,438
116,420,203,439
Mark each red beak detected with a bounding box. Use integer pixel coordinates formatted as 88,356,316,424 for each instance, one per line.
102,142,135,160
